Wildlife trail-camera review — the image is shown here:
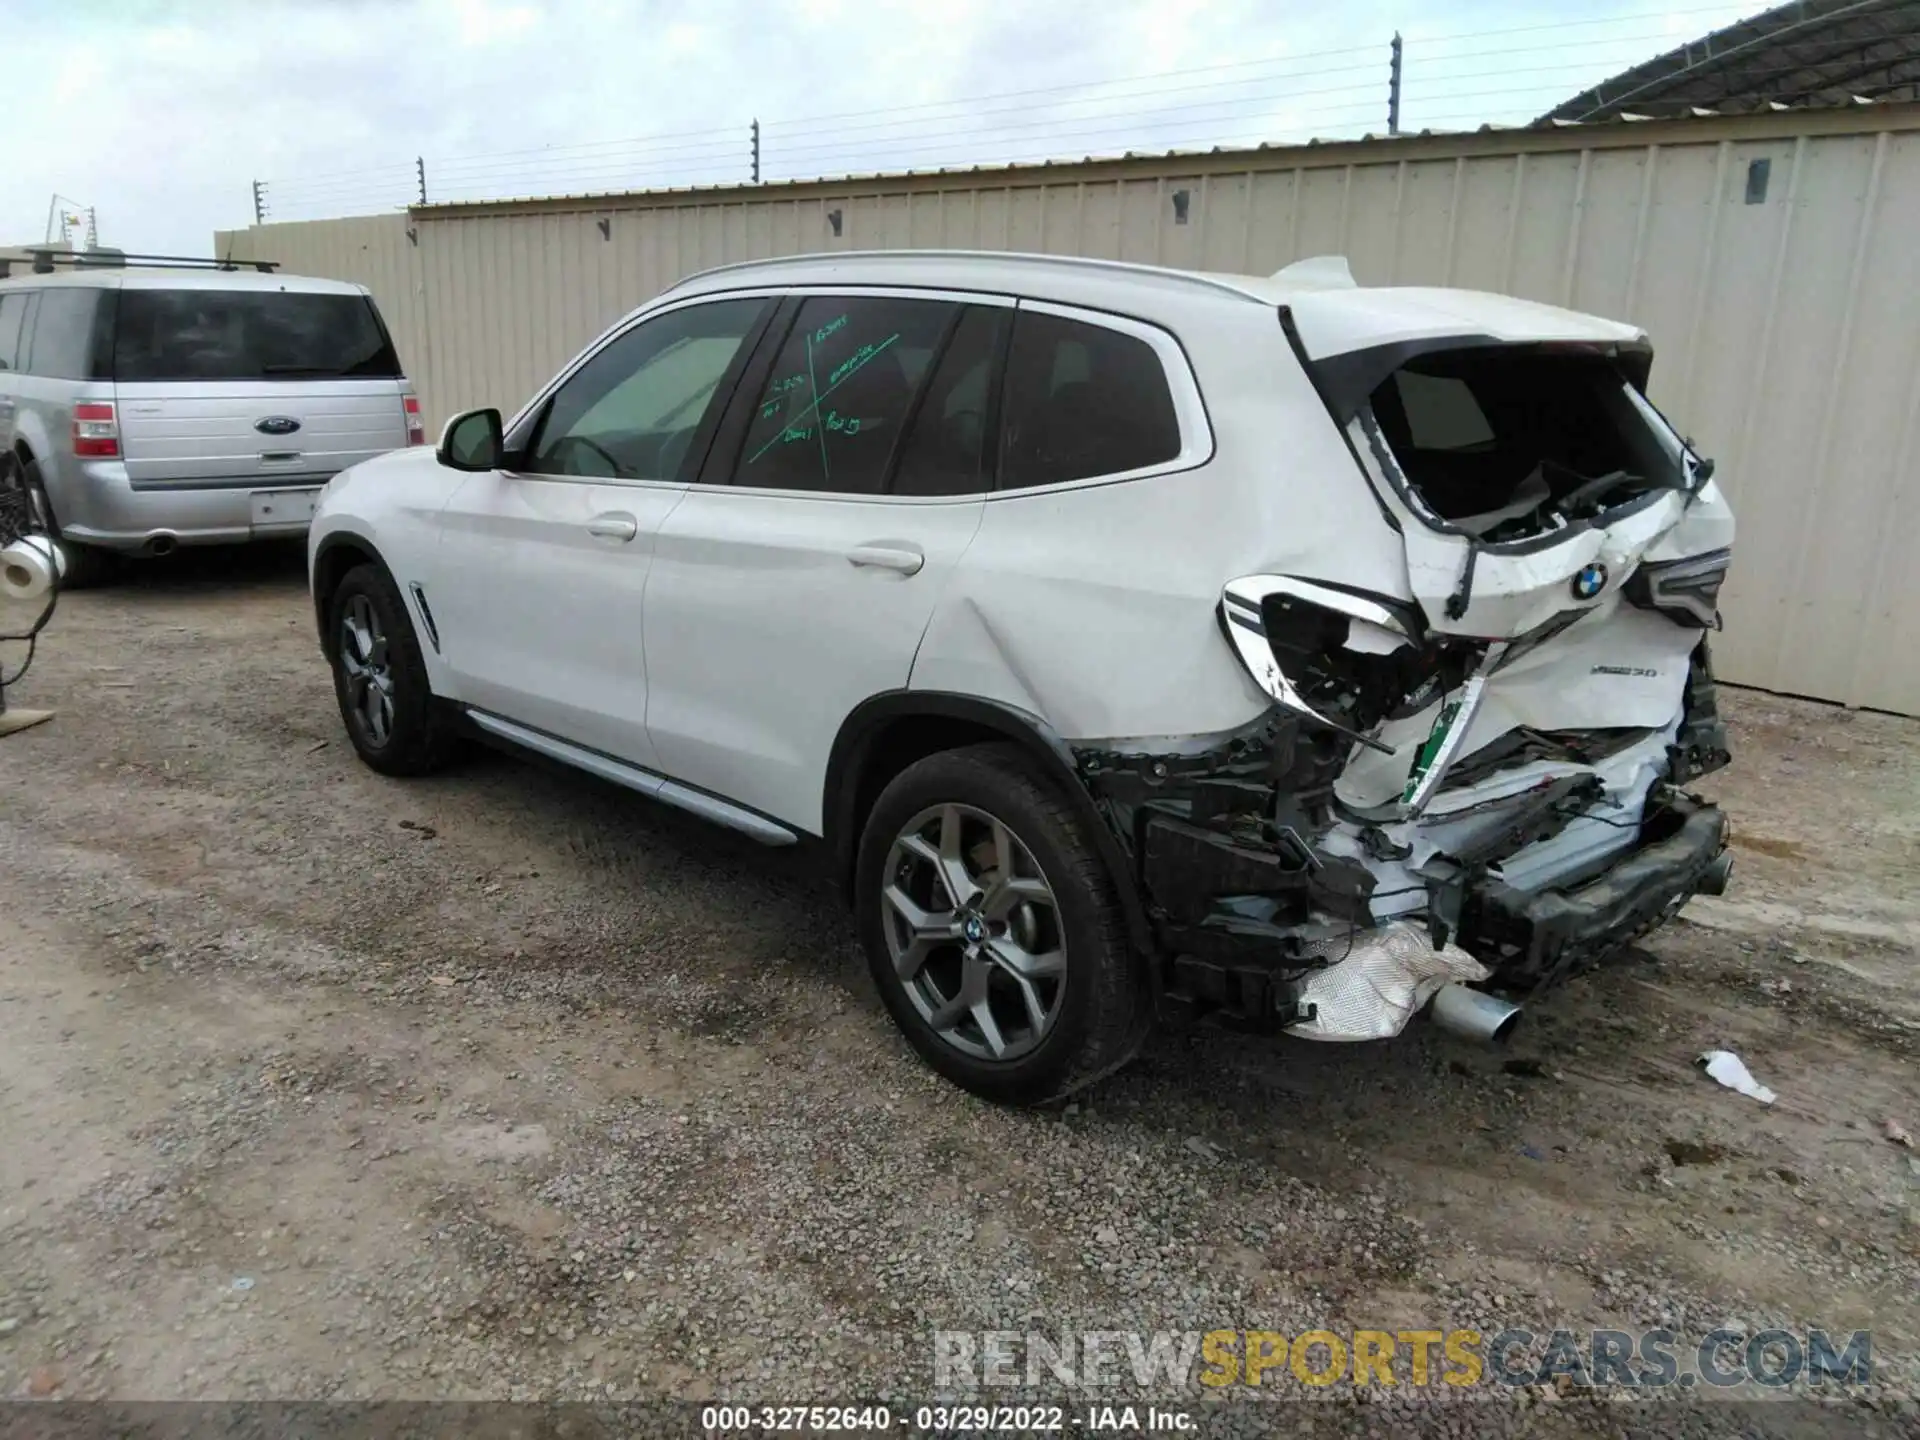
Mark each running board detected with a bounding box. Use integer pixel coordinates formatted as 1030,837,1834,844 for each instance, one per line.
464,710,798,847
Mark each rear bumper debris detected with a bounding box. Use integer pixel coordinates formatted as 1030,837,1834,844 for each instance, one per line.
1075,624,1734,1038
1459,792,1730,992
1286,921,1490,1042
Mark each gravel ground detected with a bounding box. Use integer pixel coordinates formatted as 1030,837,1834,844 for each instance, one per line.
1,546,1917,1436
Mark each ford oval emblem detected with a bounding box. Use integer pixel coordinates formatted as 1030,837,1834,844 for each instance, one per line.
1571,562,1609,600
254,416,301,436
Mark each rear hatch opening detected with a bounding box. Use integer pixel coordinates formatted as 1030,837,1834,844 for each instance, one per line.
1363,345,1693,544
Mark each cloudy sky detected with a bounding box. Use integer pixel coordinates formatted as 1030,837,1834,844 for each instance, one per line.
6,0,1764,256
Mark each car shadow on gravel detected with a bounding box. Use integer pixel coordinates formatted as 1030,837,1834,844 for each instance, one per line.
85,540,309,595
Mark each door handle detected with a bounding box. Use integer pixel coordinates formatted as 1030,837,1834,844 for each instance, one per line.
846,544,925,576
586,512,639,543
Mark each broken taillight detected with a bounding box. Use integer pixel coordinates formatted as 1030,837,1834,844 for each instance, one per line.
1220,576,1438,749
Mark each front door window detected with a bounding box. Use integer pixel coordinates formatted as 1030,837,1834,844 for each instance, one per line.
527,297,769,481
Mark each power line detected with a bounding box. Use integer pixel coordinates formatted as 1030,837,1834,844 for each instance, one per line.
264,175,421,196
259,6,1792,212
1410,1,1764,47
431,141,749,182
763,66,1392,144
759,47,1724,165
414,23,1695,174
412,40,1663,189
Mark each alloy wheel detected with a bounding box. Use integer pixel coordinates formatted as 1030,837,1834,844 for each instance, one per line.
881,802,1067,1062
338,593,396,747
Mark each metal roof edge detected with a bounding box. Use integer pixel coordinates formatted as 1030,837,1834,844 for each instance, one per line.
398,101,1920,222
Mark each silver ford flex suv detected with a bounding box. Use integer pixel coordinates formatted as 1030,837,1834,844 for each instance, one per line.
0,263,421,583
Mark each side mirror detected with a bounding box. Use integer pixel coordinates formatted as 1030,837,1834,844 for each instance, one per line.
437,408,503,471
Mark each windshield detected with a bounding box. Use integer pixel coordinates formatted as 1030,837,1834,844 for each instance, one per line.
113,289,402,382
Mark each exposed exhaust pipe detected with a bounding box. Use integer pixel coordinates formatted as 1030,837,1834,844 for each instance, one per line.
1698,851,1733,897
1427,983,1523,1044
147,533,178,557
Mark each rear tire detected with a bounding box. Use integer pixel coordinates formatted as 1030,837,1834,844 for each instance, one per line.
54,543,115,589
326,562,457,776
3,448,114,588
855,743,1148,1105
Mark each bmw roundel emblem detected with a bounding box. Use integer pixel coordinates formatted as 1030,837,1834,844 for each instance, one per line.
962,914,986,944
1571,563,1609,600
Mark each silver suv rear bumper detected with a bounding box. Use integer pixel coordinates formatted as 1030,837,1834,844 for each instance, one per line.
52,461,324,552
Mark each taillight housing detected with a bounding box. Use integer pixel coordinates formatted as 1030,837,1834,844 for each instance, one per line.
404,395,425,446
73,401,119,458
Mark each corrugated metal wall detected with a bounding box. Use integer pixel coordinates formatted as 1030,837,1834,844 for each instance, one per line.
216,105,1920,714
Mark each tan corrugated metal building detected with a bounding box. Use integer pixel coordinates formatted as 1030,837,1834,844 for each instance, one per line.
216,103,1920,714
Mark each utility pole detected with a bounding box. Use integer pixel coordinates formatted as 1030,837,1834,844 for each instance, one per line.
751,119,761,184
251,180,265,225
1388,32,1403,135
416,157,427,205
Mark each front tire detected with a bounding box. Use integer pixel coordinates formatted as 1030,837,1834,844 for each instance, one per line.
326,562,456,776
855,743,1147,1105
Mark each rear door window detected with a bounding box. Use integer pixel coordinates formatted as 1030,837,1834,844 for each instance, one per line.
733,295,956,496
112,289,402,382
998,309,1181,490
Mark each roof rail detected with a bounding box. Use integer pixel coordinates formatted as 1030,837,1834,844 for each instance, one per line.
6,249,279,277
667,247,1269,305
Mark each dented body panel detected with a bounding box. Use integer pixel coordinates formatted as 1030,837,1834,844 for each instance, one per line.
909,294,1411,743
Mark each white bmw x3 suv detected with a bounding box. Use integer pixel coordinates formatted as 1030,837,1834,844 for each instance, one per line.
310,249,1735,1104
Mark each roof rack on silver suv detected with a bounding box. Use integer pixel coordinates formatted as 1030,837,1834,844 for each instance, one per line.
0,248,279,279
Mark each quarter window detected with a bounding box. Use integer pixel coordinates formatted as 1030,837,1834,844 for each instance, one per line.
0,292,28,372
735,296,956,496
890,306,1008,498
527,297,767,481
998,310,1181,490
25,288,110,380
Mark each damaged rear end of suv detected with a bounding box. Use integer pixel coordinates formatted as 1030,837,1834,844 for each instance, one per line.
1078,263,1735,1048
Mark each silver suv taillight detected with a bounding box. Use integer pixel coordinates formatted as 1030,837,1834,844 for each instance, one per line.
404,394,425,446
73,401,119,458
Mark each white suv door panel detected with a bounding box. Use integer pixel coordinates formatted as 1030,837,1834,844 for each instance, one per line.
645,490,984,829
428,294,773,769
642,290,1006,832
432,472,683,765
